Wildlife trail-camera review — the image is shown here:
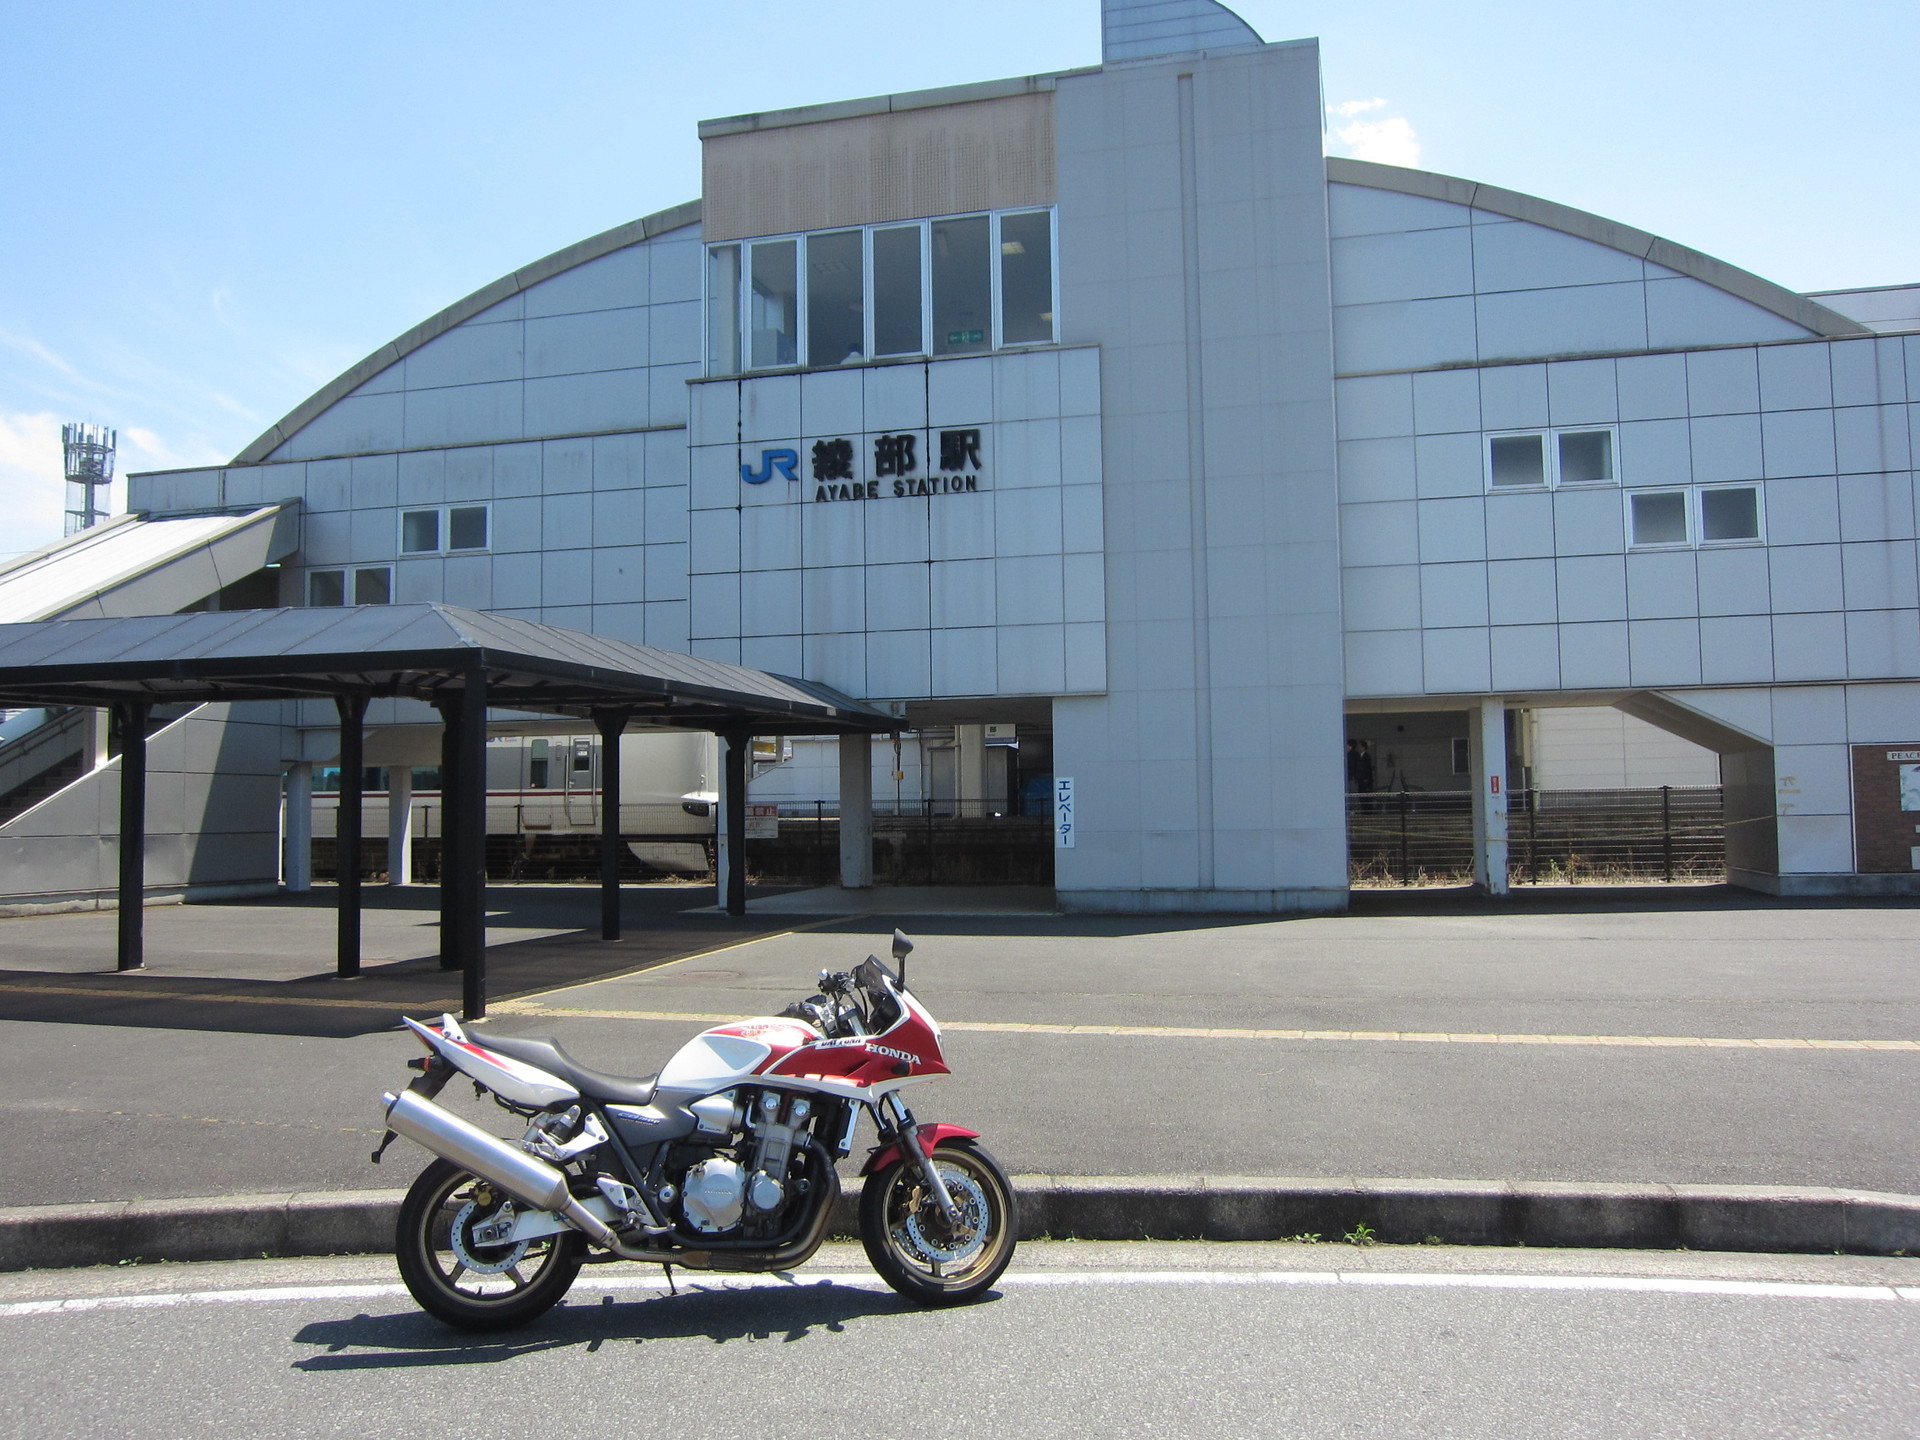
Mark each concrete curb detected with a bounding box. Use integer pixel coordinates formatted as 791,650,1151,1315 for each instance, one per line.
3,1177,1916,1272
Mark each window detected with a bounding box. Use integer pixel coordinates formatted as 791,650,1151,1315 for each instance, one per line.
1558,429,1614,484
998,210,1055,345
748,240,799,368
806,229,864,367
706,207,1057,375
400,504,489,555
528,739,550,789
706,244,741,375
1700,486,1761,543
1489,434,1547,488
1487,426,1618,490
1628,490,1690,547
1626,485,1764,549
932,215,992,356
872,225,924,357
308,566,393,606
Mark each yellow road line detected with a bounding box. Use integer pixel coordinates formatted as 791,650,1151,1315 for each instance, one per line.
498,914,853,1008
487,1003,1920,1052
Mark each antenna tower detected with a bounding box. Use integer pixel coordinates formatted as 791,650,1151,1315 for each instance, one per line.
62,423,115,535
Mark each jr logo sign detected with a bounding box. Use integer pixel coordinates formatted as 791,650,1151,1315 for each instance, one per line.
740,449,801,485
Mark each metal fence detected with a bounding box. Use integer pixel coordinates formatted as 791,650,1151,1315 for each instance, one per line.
1348,786,1726,887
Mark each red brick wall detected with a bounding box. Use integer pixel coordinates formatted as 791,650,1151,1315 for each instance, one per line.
1850,745,1920,873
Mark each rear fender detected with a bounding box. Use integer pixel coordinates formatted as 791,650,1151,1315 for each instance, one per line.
859,1122,981,1177
402,1014,580,1110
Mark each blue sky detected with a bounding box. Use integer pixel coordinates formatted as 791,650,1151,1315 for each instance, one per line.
1,0,1913,556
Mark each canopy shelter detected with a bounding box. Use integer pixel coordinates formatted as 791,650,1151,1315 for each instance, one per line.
0,604,892,1016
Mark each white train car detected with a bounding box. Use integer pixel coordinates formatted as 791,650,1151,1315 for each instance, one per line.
313,729,719,875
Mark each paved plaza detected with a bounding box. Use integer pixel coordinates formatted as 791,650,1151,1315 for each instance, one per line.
0,884,1916,1206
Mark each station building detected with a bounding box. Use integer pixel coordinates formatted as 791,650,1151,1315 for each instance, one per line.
10,0,1920,910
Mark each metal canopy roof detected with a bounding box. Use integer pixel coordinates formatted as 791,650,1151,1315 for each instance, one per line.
0,604,894,734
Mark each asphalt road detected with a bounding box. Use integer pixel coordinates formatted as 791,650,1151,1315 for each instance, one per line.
2,891,1919,1205
3,1243,1916,1438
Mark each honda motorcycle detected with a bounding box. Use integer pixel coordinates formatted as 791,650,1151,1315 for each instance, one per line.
372,930,1016,1330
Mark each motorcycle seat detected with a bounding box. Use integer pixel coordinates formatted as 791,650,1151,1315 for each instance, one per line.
479,1034,657,1106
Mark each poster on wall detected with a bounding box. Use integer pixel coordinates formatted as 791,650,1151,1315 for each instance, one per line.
1850,747,1920,872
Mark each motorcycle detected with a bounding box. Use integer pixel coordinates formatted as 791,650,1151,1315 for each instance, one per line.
372,929,1016,1330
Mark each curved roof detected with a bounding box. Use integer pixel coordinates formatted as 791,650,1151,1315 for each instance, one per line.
1326,157,1867,340
235,156,1868,469
232,199,702,465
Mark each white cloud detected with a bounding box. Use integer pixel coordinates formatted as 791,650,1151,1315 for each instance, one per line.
1327,99,1423,168
0,412,71,559
0,413,229,563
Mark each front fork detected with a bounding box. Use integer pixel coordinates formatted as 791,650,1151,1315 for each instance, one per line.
877,1092,962,1224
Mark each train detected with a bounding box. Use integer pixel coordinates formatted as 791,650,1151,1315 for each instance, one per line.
311,729,721,875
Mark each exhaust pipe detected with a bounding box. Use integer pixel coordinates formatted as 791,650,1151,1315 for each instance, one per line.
381,1089,621,1250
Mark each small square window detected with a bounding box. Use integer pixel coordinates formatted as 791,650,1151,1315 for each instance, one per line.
1558,429,1614,484
1630,490,1690,546
307,570,345,607
1700,487,1761,543
353,567,393,604
447,506,489,551
1489,434,1546,487
401,510,440,553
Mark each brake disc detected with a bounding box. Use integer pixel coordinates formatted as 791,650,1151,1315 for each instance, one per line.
450,1199,532,1275
902,1169,990,1265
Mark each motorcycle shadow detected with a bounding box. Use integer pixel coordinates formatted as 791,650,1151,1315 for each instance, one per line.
291,1279,995,1370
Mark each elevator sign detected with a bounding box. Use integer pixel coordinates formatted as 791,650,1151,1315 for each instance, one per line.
1054,776,1075,849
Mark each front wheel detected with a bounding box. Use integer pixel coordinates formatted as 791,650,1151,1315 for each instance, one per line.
860,1139,1017,1305
395,1158,585,1331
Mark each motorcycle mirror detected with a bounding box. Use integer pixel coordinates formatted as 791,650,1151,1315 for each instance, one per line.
891,929,913,989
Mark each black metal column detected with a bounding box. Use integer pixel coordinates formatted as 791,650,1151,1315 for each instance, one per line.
594,708,632,941
455,675,488,1019
334,691,368,978
112,701,150,973
723,728,748,918
434,693,463,972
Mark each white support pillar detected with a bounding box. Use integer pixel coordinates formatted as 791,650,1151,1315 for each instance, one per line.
387,765,414,886
839,733,874,889
954,724,987,818
88,707,110,770
284,762,314,893
714,744,733,908
1470,697,1509,896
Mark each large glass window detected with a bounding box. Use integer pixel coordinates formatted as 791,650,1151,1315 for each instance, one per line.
931,215,992,357
749,240,799,368
998,210,1055,346
806,229,865,367
706,244,740,376
708,207,1056,373
872,225,925,357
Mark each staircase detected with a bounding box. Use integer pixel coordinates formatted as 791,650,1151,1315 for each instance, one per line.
0,707,92,826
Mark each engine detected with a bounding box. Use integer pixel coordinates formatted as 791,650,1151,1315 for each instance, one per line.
670,1088,816,1237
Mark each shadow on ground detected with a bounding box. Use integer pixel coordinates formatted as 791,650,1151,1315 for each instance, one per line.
289,1280,943,1368
2,881,1914,1041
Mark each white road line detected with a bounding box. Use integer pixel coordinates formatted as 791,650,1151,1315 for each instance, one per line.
4,1270,1917,1319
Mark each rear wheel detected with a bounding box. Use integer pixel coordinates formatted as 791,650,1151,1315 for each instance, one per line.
860,1139,1016,1305
395,1158,585,1331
